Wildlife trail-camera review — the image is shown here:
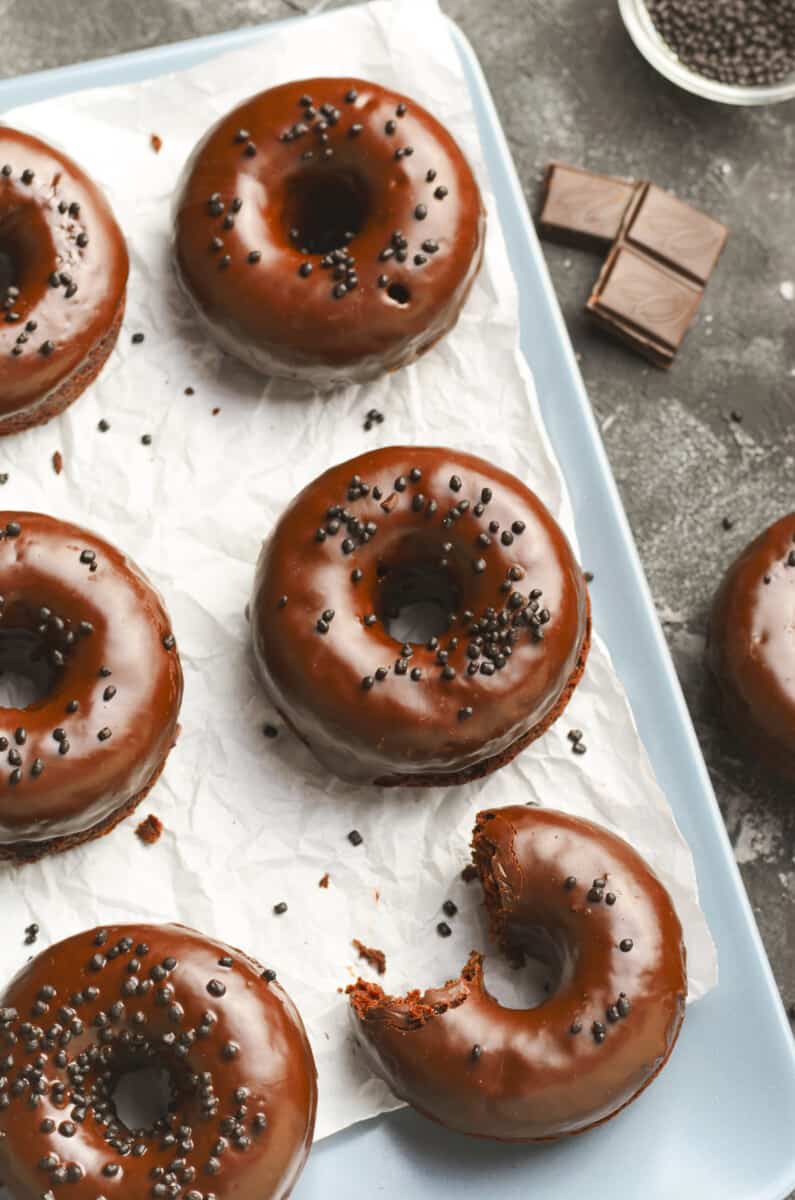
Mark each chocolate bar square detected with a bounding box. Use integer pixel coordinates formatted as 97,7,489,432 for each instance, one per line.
624,183,728,284
538,163,640,251
587,244,704,368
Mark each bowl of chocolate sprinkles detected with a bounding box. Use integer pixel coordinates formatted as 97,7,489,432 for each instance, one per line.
619,0,795,105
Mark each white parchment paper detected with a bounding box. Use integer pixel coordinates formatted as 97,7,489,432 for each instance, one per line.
0,0,716,1144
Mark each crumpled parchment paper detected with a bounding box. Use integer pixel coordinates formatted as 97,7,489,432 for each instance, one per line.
0,0,716,1143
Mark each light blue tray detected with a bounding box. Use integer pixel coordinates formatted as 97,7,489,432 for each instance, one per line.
1,12,794,1200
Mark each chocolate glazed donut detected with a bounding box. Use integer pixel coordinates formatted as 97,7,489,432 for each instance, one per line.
349,806,687,1141
174,78,484,385
707,512,795,779
250,447,590,786
0,923,317,1199
0,128,128,434
0,513,182,863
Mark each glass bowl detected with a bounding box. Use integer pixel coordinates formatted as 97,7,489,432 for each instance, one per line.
617,0,795,106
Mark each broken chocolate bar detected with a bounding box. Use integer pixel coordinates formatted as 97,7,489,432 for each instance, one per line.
586,182,727,367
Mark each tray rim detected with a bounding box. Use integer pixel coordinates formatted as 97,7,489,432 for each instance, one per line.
0,8,793,1199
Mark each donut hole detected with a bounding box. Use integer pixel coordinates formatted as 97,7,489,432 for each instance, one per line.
0,207,32,294
112,1065,174,1134
482,952,553,1010
0,243,17,294
285,168,370,254
481,925,572,1011
378,563,459,645
0,629,57,708
386,281,411,306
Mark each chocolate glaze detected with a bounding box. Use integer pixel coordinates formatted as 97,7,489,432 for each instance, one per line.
250,447,589,784
174,78,484,385
0,513,182,851
707,513,795,779
0,923,317,1199
0,128,128,429
349,806,687,1141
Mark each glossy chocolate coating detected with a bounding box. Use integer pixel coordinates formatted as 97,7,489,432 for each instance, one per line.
707,513,795,779
250,447,589,783
174,78,484,385
0,923,317,1199
0,128,128,425
349,806,687,1141
0,513,182,848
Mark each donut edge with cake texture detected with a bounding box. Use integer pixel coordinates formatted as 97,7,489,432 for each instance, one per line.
0,128,129,434
707,511,795,780
0,923,317,1199
250,447,590,786
0,513,183,863
348,805,687,1142
174,78,485,386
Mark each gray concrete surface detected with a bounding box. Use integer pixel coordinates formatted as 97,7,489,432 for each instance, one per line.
0,0,792,1047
